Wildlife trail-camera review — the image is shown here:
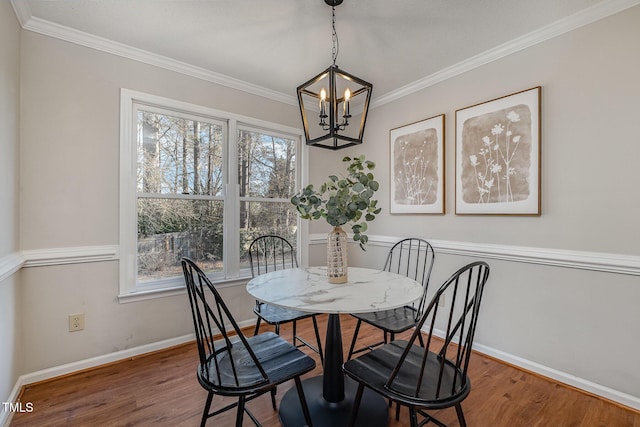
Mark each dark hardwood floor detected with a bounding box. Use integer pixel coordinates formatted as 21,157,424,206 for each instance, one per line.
10,314,640,426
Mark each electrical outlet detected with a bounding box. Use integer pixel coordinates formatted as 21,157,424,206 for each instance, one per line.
68,313,85,332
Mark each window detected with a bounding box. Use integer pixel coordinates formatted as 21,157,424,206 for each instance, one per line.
119,89,302,300
237,127,299,270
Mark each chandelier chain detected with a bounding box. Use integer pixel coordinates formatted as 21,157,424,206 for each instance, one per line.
331,6,339,65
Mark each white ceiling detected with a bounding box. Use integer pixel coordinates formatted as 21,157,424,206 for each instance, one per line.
11,0,639,106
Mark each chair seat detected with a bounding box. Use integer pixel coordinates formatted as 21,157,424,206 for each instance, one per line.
352,306,418,333
343,340,470,409
254,303,316,325
199,332,316,395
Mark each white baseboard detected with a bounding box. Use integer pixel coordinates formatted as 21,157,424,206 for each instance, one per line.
471,342,640,411
1,319,253,427
423,326,640,412
3,321,638,427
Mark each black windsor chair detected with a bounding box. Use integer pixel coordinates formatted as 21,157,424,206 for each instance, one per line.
343,261,490,427
181,257,315,427
249,235,324,366
347,238,435,360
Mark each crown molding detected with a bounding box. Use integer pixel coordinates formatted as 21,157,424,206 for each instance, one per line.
10,0,640,109
372,0,640,107
9,0,31,27
11,4,297,106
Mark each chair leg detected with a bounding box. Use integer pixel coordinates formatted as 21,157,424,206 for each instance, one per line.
409,407,418,427
455,403,467,427
294,376,314,427
235,396,246,427
347,319,362,360
292,320,298,346
253,317,261,336
270,388,277,410
200,391,213,427
347,383,365,427
395,401,401,420
312,315,324,366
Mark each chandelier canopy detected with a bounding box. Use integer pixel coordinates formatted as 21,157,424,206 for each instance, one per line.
296,0,373,150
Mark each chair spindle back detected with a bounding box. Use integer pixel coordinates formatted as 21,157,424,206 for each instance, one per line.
383,238,436,318
181,257,269,388
386,261,490,400
248,235,298,278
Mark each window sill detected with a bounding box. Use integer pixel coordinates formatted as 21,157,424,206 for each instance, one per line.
117,275,251,303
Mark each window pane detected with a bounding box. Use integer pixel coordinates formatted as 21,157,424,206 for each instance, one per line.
137,198,224,282
239,201,298,270
137,110,223,196
237,130,296,198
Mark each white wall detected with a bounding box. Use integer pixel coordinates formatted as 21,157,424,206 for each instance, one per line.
306,5,640,405
17,30,301,373
0,0,23,414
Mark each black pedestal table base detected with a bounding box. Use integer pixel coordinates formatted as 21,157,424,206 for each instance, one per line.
279,314,389,426
279,375,388,427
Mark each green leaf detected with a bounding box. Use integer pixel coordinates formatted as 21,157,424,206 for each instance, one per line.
290,155,379,251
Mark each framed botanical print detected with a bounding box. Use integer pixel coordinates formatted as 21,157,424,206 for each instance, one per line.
390,114,445,214
455,87,541,215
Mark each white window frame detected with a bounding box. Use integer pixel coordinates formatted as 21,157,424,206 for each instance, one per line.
118,89,304,302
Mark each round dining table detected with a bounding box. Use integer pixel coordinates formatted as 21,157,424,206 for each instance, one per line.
246,266,424,427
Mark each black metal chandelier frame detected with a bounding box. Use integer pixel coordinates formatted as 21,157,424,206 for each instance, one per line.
296,0,373,150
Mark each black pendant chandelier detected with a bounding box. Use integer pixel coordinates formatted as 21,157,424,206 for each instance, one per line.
296,0,373,150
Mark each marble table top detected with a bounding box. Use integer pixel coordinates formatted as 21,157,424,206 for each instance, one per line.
246,266,424,314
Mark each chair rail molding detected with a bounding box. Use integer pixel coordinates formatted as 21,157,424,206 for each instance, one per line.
309,234,640,276
0,252,25,283
21,245,120,268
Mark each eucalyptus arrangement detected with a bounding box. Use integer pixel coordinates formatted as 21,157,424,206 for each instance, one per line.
291,155,381,250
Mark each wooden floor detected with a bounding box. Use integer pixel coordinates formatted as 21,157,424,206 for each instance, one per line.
10,314,640,427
